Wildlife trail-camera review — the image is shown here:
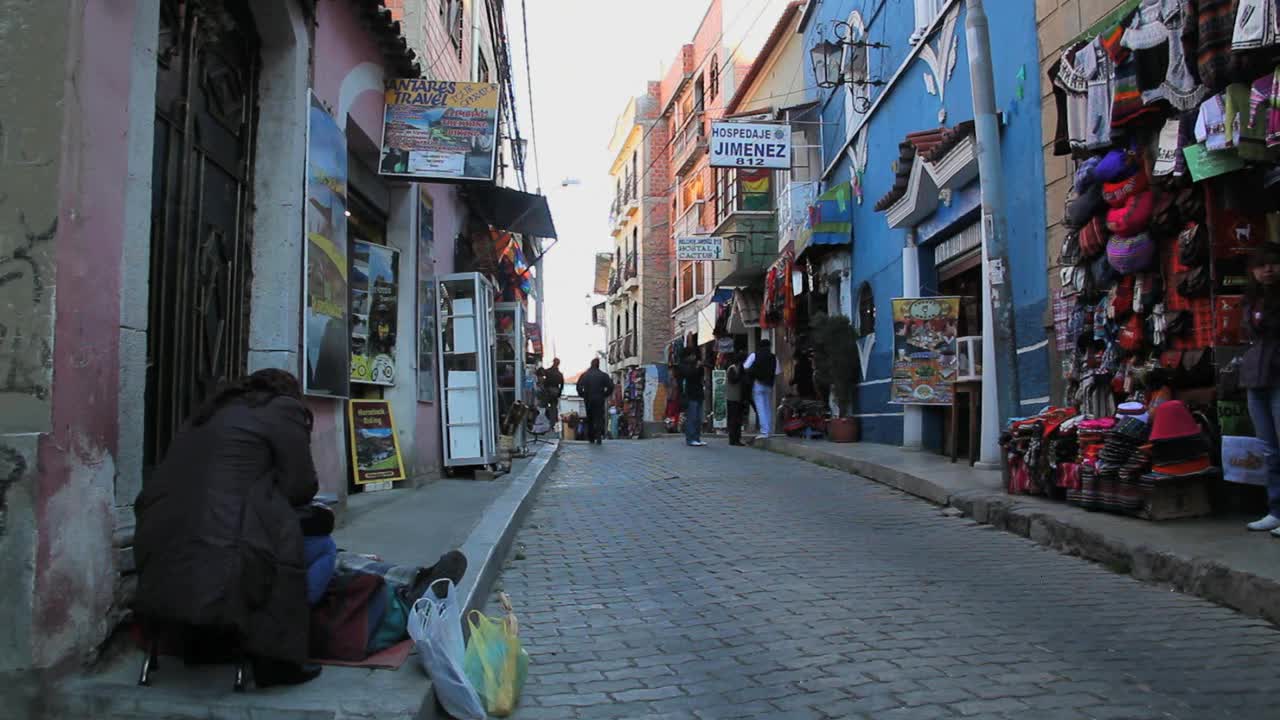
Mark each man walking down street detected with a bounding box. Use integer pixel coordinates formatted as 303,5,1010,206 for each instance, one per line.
725,352,747,446
540,357,565,428
677,349,706,447
745,339,781,439
577,359,614,445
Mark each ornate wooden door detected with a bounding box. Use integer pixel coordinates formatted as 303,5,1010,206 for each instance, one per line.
145,0,260,466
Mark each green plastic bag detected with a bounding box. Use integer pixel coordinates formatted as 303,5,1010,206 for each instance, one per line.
463,594,529,717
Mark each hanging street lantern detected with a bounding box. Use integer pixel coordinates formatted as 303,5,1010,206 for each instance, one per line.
810,38,844,90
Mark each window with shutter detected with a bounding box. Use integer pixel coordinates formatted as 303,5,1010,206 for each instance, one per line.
912,0,945,43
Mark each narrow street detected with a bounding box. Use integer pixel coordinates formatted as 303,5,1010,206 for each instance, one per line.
498,441,1279,720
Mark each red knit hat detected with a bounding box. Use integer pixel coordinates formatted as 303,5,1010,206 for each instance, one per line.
1106,191,1155,236
1148,400,1201,442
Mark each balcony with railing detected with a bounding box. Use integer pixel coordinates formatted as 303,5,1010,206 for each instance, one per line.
672,109,707,175
623,174,638,215
713,169,775,236
624,332,637,361
623,252,638,290
607,268,621,297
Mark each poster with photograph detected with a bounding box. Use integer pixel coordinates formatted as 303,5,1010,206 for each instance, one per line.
303,93,350,398
378,79,500,182
417,187,437,403
347,399,406,484
350,240,399,386
712,369,728,429
889,297,961,406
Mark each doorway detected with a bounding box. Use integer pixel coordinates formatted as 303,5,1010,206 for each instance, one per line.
937,250,981,459
145,0,260,467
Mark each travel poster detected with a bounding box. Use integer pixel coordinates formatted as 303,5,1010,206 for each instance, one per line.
303,93,350,398
347,400,406,485
350,240,399,386
889,297,961,406
378,79,500,182
417,188,437,403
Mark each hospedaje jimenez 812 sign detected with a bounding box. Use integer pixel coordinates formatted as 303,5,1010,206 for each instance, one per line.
709,122,792,169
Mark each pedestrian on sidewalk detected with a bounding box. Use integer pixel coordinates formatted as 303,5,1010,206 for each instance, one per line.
1242,245,1280,535
745,339,781,438
677,348,707,446
577,358,615,445
725,352,747,446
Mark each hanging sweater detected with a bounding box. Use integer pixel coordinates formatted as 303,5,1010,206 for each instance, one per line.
1121,0,1209,110
1185,0,1246,92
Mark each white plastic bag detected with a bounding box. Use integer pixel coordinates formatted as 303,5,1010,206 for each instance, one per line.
407,578,486,720
1223,435,1270,486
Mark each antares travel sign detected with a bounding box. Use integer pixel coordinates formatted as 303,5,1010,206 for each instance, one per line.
709,122,792,169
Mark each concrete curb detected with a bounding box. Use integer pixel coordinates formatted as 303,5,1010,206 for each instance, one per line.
414,440,559,720
761,439,1280,627
455,439,560,617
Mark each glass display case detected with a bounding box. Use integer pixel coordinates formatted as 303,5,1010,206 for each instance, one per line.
435,272,499,469
495,302,527,449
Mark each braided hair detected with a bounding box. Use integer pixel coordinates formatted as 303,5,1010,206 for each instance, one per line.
191,368,306,427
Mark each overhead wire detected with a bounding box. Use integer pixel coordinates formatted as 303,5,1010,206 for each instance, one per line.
519,0,543,192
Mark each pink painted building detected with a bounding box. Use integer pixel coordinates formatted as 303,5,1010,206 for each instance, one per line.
0,0,541,678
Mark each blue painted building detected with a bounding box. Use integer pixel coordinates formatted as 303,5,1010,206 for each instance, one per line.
798,0,1049,459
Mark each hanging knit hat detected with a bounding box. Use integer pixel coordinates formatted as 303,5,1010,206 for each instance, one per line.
1095,148,1139,182
1106,190,1155,236
1148,400,1202,442
1107,233,1156,274
1102,168,1149,208
1075,156,1103,193
1080,216,1109,257
1066,184,1106,229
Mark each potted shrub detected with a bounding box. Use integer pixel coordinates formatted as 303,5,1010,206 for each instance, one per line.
811,313,860,443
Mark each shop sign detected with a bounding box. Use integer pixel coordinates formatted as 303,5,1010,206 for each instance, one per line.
716,336,735,353
347,400,407,485
351,240,399,386
417,188,437,403
378,79,500,182
303,93,351,398
712,369,728,429
889,297,962,406
709,122,792,170
677,236,724,261
1183,142,1245,182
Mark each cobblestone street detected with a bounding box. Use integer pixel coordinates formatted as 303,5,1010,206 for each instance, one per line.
495,440,1280,720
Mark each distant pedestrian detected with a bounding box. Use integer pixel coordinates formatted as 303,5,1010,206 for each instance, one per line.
725,352,747,446
745,339,781,438
677,348,706,446
577,359,615,445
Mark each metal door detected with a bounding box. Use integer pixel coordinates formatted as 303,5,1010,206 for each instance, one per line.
145,0,260,466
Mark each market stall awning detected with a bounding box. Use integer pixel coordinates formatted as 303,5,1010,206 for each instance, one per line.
466,185,557,238
730,289,763,332
716,265,768,290
795,183,853,257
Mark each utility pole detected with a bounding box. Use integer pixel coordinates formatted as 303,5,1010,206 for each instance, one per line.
965,0,1020,447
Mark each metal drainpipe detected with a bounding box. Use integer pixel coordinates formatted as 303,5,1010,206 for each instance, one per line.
965,0,1020,467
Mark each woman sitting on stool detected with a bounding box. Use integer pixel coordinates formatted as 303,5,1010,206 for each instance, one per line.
134,369,325,689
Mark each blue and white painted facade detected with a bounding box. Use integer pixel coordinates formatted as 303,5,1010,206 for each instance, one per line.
800,0,1050,456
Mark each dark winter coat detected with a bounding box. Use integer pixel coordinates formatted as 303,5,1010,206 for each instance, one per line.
133,395,319,663
1242,297,1280,389
577,368,614,404
677,359,705,402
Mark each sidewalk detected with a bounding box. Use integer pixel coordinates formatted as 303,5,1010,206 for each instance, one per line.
39,441,559,720
760,437,1280,627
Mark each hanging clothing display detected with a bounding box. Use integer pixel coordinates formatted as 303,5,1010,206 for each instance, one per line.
1021,1,1280,520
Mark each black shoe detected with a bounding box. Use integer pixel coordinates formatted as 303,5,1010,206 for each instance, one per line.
411,550,468,600
251,657,322,688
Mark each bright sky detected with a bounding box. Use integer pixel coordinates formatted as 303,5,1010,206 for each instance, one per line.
510,0,786,379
